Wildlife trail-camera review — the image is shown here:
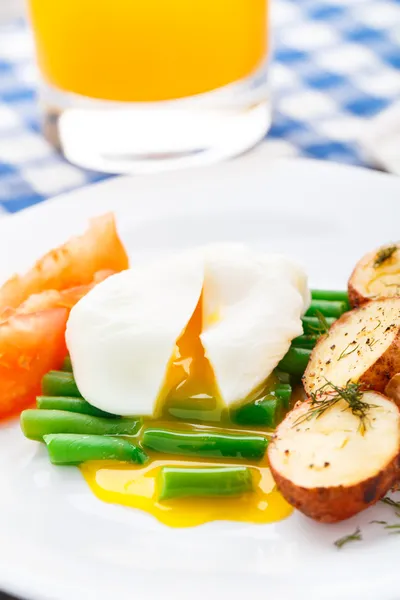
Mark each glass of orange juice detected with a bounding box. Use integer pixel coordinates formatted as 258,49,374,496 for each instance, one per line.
27,0,270,174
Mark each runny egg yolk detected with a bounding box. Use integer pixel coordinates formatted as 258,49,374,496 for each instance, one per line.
161,295,218,408
80,295,292,527
81,454,293,528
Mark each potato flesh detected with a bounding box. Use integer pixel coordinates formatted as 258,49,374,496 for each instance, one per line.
350,245,400,302
269,393,400,488
304,299,400,394
368,271,400,297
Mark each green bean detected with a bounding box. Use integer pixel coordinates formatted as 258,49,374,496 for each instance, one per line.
232,395,280,427
274,369,291,384
305,299,347,319
42,371,81,398
166,406,224,423
302,316,335,335
43,434,148,465
311,289,350,309
274,383,292,409
20,410,141,441
158,466,253,501
231,381,292,426
37,396,116,418
291,334,319,349
164,395,223,424
61,356,73,372
278,347,311,378
143,427,267,460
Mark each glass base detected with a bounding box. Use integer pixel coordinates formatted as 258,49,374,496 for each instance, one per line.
40,69,271,174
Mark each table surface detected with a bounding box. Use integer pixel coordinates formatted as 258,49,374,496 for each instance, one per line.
0,1,399,598
0,0,399,217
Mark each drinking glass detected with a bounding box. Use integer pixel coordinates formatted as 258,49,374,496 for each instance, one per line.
27,0,270,174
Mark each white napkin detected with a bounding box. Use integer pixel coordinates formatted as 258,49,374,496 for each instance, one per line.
362,101,400,176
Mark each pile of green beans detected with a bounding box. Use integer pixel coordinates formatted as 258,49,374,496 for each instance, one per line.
20,290,349,501
21,370,273,473
277,290,349,378
22,369,148,465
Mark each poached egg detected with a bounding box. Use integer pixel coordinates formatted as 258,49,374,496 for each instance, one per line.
66,244,309,416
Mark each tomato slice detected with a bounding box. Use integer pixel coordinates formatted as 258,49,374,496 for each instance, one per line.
0,214,128,311
0,213,129,421
12,270,115,316
0,272,113,419
0,308,68,419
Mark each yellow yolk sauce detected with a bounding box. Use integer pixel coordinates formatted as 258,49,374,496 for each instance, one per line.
81,297,293,527
159,296,222,421
82,454,292,528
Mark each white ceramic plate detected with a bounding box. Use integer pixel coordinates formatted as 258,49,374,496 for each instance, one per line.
1,148,400,600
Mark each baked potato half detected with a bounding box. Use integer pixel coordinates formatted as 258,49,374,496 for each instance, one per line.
349,243,400,307
303,298,400,396
268,391,400,522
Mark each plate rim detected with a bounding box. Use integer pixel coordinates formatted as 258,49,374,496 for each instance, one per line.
1,153,400,600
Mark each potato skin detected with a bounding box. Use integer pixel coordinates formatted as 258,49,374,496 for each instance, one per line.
303,300,400,396
270,453,400,523
269,392,400,522
358,331,400,393
385,374,400,407
348,249,370,307
348,253,372,307
348,278,367,308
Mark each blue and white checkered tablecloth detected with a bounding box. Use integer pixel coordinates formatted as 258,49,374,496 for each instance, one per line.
0,0,399,215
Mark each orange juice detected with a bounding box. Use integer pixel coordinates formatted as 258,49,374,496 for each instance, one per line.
28,0,267,103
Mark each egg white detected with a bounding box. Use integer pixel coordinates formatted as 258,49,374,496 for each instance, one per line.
67,244,309,416
200,244,306,405
66,250,204,416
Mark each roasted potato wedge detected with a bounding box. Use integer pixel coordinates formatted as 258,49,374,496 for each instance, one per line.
268,391,400,522
349,243,400,307
385,373,400,407
303,298,400,396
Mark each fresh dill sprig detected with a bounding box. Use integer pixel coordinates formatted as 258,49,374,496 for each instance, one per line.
370,520,388,525
365,337,379,352
334,527,362,549
338,342,360,361
383,523,400,534
381,496,400,511
307,310,330,335
370,520,400,534
371,498,400,534
374,245,397,268
293,380,374,432
315,310,330,334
